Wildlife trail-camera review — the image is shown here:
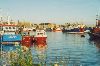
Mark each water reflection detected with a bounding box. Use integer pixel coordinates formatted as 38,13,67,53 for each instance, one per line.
34,44,47,54
92,39,100,51
88,39,100,53
32,44,47,65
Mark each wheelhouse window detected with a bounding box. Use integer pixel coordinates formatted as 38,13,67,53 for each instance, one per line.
13,27,15,29
9,27,11,29
6,27,8,29
40,33,43,35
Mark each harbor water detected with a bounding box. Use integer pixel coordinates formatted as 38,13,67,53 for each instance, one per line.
1,32,100,66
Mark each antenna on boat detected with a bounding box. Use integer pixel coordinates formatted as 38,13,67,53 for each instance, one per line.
96,14,99,26
7,16,10,25
0,8,3,23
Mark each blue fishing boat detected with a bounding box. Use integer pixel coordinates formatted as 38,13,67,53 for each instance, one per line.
62,24,85,34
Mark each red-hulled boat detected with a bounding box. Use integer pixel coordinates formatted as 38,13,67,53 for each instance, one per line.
88,15,100,40
88,27,100,40
21,35,35,47
35,30,47,46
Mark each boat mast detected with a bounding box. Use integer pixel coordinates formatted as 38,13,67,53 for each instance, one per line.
7,16,10,25
0,8,3,24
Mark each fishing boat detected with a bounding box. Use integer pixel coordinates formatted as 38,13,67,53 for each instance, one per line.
53,27,62,32
0,16,18,35
0,16,22,45
35,30,47,46
0,23,22,45
23,27,34,31
62,24,85,34
21,30,36,47
0,24,21,45
88,27,100,40
88,15,100,40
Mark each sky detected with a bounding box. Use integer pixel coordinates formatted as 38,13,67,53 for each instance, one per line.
0,0,100,24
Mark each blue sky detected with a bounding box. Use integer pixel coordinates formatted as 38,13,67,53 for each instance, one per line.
0,0,100,24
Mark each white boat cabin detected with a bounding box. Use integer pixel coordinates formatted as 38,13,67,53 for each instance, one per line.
0,24,18,35
35,30,47,37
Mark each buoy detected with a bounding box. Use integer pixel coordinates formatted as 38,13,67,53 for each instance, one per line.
81,35,85,37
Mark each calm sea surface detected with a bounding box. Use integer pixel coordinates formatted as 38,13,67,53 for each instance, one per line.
1,32,100,66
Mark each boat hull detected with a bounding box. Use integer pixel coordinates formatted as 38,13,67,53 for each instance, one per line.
88,27,100,40
53,30,62,32
88,32,100,40
67,32,84,34
62,28,84,33
21,36,34,47
35,37,47,46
